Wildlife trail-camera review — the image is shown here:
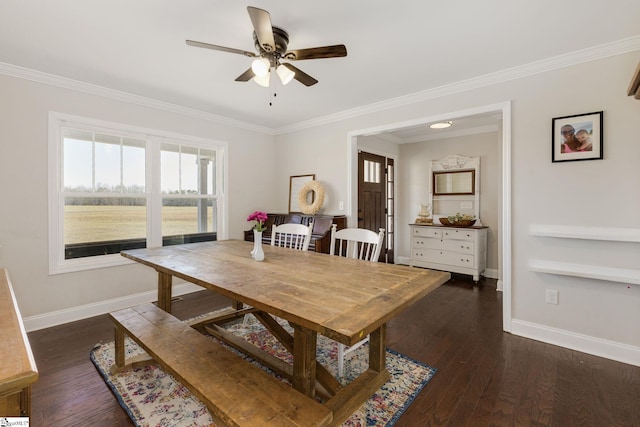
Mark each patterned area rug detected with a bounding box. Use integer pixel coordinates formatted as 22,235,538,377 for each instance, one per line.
90,314,436,427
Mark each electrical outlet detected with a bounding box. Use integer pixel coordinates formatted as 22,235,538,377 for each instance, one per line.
545,289,559,305
339,201,344,210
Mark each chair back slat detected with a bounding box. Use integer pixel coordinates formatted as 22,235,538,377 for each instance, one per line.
270,222,313,251
329,225,385,262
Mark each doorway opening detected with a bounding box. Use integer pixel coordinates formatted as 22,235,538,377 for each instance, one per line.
347,101,512,332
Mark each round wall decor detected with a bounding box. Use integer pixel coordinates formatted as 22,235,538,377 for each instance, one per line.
297,181,325,214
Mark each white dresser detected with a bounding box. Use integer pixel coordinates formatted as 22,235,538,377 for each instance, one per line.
410,224,488,281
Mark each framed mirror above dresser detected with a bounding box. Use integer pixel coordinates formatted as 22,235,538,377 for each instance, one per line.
429,154,482,225
410,154,487,282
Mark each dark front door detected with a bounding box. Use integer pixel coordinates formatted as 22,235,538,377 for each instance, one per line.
358,151,394,263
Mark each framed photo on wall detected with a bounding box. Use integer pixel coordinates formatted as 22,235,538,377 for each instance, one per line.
289,174,315,213
552,111,603,162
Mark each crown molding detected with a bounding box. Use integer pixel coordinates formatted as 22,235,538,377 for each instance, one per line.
1,36,638,136
0,62,275,135
274,35,640,135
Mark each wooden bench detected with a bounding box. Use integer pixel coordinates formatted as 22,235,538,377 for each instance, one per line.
109,303,333,427
0,268,38,417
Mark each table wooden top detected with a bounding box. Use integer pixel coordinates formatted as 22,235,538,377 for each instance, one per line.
122,240,450,346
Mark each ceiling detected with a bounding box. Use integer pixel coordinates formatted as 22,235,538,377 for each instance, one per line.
1,1,639,133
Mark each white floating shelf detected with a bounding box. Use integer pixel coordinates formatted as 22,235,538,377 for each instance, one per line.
529,224,640,242
529,260,640,285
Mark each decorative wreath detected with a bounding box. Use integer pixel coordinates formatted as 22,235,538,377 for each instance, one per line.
297,180,325,214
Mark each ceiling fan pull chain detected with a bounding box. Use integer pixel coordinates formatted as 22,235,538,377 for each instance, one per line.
270,74,278,106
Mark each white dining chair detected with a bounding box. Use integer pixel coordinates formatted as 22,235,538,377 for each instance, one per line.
270,222,313,251
329,224,385,376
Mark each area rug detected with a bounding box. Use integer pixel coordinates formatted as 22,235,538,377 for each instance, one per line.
91,314,436,427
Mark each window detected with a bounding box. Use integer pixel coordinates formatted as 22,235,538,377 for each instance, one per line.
49,112,227,274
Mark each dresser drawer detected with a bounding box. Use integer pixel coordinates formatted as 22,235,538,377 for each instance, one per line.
441,239,474,254
441,228,477,242
412,227,443,239
413,249,475,268
414,237,474,254
413,237,443,250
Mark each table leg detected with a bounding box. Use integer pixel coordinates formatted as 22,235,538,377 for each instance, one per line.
292,324,317,398
325,324,389,425
368,323,387,372
157,271,172,313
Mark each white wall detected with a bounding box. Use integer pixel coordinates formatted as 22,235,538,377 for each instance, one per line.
274,51,640,365
0,74,276,324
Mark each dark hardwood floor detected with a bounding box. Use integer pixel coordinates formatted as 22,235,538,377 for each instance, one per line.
28,275,640,426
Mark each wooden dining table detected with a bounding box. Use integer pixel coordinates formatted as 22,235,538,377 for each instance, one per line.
121,240,450,425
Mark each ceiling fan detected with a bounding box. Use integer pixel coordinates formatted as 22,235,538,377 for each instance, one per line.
186,6,347,87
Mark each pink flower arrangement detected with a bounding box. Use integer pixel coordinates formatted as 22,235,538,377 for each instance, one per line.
247,211,268,232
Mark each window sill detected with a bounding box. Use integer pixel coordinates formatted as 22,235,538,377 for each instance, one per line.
49,253,135,275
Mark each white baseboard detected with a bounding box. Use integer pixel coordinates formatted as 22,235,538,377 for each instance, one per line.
511,319,640,368
23,283,203,332
484,268,498,279
396,256,411,265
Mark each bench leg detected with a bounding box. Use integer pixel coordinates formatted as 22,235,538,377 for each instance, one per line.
157,271,172,312
19,386,31,417
114,325,125,369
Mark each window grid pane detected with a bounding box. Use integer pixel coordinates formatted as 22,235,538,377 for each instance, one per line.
56,119,223,264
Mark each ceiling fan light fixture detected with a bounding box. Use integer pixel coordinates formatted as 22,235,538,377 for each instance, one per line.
251,57,270,77
276,64,295,85
253,72,270,87
429,121,453,129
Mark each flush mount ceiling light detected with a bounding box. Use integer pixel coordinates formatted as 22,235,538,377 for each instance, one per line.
429,121,453,129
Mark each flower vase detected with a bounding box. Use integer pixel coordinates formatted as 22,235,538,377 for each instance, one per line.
252,229,265,262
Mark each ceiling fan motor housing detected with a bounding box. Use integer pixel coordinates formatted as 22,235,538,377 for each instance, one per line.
254,26,289,65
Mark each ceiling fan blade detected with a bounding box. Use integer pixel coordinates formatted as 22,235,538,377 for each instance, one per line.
281,63,318,86
283,44,347,61
186,40,257,57
247,6,276,53
234,68,255,82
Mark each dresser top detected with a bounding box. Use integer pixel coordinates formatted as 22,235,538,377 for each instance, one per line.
410,223,489,229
